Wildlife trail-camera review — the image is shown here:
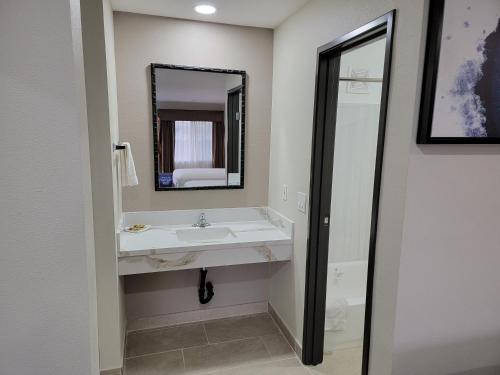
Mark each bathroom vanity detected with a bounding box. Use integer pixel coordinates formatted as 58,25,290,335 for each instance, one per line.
118,207,293,275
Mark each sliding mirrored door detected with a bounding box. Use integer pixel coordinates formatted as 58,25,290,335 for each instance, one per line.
303,11,395,375
323,35,386,373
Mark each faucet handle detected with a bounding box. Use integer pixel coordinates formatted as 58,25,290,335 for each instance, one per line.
193,212,210,227
200,213,210,226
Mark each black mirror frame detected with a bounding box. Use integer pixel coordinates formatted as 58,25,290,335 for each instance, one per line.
150,63,247,191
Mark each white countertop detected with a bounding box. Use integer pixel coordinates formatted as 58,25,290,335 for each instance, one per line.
119,220,292,257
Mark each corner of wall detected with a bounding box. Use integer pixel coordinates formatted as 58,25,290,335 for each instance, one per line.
267,2,427,374
81,0,125,371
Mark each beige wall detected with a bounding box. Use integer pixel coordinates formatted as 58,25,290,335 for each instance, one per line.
268,1,426,374
114,12,273,211
125,264,270,321
270,1,500,374
0,0,99,373
81,0,126,371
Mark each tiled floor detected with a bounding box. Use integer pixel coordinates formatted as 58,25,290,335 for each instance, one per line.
308,347,363,375
125,313,307,375
124,313,362,375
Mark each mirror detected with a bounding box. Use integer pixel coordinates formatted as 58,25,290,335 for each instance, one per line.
151,64,246,190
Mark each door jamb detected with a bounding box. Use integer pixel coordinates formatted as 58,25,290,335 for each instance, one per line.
302,11,396,373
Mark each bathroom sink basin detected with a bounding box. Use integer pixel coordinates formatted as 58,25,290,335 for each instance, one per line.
176,227,235,243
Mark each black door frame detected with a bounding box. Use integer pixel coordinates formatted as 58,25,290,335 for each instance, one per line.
227,85,243,174
302,11,396,373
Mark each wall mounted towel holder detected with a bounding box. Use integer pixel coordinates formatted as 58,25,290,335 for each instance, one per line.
114,144,126,150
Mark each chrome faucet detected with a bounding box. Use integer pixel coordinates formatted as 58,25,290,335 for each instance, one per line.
193,212,210,228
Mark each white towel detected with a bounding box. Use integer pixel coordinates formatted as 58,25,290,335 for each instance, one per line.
325,297,348,332
119,142,138,187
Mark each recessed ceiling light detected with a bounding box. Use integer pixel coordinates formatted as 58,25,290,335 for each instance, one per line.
194,4,217,15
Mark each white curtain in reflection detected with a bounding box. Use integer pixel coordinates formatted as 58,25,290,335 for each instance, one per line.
174,121,213,169
328,101,380,263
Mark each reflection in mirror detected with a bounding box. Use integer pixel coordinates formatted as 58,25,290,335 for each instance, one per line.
323,36,386,373
151,64,245,190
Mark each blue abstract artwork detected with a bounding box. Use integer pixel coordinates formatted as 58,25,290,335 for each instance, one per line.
430,0,500,139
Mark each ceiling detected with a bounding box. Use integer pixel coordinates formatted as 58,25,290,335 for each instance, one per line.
156,69,241,105
110,0,310,28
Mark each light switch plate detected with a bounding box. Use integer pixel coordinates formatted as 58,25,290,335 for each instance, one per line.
297,192,307,213
281,184,288,201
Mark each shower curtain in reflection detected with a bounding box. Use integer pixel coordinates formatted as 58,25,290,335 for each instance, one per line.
328,101,380,263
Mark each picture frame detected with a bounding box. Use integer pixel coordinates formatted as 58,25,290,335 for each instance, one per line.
417,0,500,144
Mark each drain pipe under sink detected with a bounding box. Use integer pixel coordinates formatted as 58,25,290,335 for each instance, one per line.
199,268,214,304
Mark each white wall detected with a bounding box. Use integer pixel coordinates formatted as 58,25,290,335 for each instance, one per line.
268,0,426,374
269,0,500,374
392,153,500,374
0,0,99,374
80,0,125,371
113,12,273,211
103,0,123,228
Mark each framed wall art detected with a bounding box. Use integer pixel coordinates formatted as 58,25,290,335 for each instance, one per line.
418,0,500,144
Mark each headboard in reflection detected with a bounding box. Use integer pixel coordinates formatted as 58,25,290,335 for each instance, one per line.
151,64,246,191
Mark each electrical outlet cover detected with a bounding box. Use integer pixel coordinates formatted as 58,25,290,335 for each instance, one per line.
297,192,307,213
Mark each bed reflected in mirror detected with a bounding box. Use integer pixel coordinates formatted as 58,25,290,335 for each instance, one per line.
151,64,245,190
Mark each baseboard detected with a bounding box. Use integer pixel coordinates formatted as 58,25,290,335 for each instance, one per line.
451,366,500,375
100,319,127,375
127,301,268,332
268,302,302,359
100,369,122,375
121,316,127,370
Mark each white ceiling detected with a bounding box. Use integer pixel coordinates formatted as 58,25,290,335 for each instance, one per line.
156,69,241,104
110,0,310,28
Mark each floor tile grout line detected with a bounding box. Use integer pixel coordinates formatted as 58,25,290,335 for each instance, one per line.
185,334,298,373
126,321,205,336
202,322,210,344
125,323,208,360
192,335,263,349
127,312,275,339
125,313,300,369
127,311,270,335
258,335,273,359
126,335,271,361
201,313,281,344
180,347,186,372
201,356,307,375
209,334,268,345
258,333,298,362
126,341,307,373
125,347,185,360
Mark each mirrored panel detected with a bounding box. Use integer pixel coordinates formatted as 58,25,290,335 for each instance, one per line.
323,36,386,372
151,64,245,190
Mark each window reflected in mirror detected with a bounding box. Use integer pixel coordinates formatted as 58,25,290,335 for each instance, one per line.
151,64,245,190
